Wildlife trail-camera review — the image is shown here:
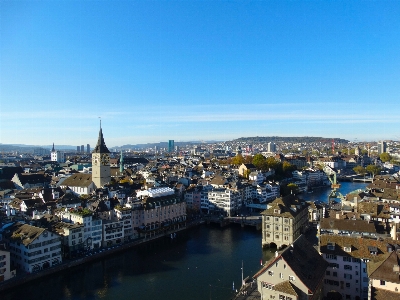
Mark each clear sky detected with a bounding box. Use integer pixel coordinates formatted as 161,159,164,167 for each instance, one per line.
1,1,399,147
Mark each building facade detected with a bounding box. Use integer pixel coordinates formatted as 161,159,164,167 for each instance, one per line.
261,195,309,249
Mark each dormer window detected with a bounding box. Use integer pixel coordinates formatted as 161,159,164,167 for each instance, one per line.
327,242,335,251
344,246,351,252
368,246,378,255
268,270,274,276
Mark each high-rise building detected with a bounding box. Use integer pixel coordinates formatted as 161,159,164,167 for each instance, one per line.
377,141,387,155
168,140,174,152
267,142,276,153
87,144,90,153
92,122,111,188
77,146,80,153
80,145,84,153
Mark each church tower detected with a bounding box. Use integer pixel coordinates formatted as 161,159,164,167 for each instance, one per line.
92,121,111,188
51,143,65,163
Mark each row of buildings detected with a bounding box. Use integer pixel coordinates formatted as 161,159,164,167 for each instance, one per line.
254,174,400,300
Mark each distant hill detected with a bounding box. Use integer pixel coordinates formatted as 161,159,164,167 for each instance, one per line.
232,136,350,144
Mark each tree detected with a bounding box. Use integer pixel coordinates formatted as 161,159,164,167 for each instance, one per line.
380,152,392,163
244,155,253,164
353,166,367,176
366,164,382,177
282,161,296,173
266,156,280,170
231,154,244,165
252,153,266,169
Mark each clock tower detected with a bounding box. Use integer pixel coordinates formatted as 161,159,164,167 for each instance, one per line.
92,121,111,188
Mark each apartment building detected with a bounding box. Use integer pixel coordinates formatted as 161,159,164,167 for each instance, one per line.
261,195,309,249
6,223,62,274
254,235,328,300
131,187,187,239
56,208,103,249
207,188,241,217
319,235,396,300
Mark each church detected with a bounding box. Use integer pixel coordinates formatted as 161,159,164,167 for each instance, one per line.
60,123,111,194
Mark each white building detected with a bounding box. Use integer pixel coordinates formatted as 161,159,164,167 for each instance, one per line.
102,220,124,247
0,247,15,281
113,206,133,241
50,143,65,163
207,188,241,217
7,223,62,274
56,208,102,249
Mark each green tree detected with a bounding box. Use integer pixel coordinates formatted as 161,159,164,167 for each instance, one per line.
266,156,280,170
353,166,367,176
231,154,244,165
252,153,266,169
366,165,382,177
282,161,296,173
379,152,392,163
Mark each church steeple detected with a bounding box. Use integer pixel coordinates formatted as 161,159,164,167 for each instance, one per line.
93,120,110,153
52,143,55,152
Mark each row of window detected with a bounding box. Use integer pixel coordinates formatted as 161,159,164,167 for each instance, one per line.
325,254,360,263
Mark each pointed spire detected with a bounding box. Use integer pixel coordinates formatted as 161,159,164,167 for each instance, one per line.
52,143,55,152
93,120,110,153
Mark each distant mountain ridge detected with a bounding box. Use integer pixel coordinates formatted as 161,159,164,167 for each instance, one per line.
232,136,350,144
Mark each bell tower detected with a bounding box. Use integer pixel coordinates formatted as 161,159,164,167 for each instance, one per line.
92,121,111,188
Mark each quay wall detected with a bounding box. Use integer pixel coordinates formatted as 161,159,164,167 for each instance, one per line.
0,220,204,293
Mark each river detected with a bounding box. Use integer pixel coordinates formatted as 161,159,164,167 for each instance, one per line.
3,182,368,300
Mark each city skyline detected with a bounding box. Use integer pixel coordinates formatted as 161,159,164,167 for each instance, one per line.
1,1,400,146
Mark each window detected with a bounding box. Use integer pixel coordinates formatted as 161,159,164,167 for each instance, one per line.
327,242,335,250
344,273,352,279
268,270,274,276
343,256,352,262
326,271,330,276
329,263,339,269
380,280,385,286
326,254,337,260
280,273,283,278
346,283,350,288
275,235,279,239
333,272,337,277
289,276,295,281
344,265,352,270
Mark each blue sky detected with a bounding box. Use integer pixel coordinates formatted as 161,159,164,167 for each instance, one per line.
1,1,399,147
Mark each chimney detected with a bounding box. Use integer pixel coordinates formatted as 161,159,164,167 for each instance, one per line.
275,251,279,258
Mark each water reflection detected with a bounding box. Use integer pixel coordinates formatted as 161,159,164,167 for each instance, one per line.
4,225,274,300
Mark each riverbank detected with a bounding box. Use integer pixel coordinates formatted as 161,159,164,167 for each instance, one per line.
0,219,204,293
